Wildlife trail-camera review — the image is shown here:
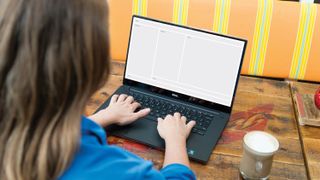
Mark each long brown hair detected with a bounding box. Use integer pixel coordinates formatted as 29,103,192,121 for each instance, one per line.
0,0,110,179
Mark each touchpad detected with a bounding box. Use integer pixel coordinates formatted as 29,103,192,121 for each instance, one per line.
109,118,165,149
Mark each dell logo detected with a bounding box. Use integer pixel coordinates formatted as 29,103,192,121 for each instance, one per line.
172,93,179,98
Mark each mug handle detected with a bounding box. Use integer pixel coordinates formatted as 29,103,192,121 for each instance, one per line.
255,161,263,173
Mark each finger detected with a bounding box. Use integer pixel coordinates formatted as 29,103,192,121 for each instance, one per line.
124,96,134,104
131,102,141,110
157,118,164,138
117,94,128,102
174,112,181,119
165,114,173,120
181,116,187,124
133,108,151,119
110,94,119,104
186,120,196,136
157,117,163,124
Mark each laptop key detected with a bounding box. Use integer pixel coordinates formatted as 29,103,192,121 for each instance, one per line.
197,131,205,136
192,128,199,133
205,116,214,121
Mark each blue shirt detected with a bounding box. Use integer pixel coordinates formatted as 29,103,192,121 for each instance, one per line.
60,116,196,180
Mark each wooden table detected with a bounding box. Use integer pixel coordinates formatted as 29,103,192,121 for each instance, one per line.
85,61,309,179
290,81,320,180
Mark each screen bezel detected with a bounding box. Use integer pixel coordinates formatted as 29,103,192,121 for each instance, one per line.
122,15,247,114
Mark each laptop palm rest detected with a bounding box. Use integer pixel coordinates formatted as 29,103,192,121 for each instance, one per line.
108,119,165,149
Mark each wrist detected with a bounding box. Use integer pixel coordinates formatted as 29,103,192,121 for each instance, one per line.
163,137,190,168
164,137,187,147
89,110,117,127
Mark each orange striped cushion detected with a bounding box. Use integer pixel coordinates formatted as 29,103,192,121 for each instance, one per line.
108,0,320,82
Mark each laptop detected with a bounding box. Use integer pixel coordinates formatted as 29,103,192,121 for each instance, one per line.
96,15,247,163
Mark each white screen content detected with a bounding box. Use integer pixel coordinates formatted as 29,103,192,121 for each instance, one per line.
125,17,245,107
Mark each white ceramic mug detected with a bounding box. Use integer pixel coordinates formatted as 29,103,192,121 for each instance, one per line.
239,131,279,180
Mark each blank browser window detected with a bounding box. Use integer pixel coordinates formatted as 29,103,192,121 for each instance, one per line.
125,17,245,107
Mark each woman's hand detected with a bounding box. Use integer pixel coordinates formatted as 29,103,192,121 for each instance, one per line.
157,112,196,144
157,112,196,168
89,94,150,127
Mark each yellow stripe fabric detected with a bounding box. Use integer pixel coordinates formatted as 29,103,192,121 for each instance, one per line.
248,0,273,76
173,0,190,25
289,3,317,79
212,0,232,34
132,0,148,16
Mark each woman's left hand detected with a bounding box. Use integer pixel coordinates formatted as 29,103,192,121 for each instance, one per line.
89,94,150,127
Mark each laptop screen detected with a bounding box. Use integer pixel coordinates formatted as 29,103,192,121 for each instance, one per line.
125,16,246,107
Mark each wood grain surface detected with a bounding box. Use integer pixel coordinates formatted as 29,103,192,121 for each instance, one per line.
85,61,308,179
290,81,320,179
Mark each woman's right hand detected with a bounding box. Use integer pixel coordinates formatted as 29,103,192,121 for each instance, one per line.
157,112,196,144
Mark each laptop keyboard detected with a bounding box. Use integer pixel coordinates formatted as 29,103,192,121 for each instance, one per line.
128,91,217,136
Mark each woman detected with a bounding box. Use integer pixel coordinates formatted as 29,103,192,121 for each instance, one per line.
0,0,196,179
